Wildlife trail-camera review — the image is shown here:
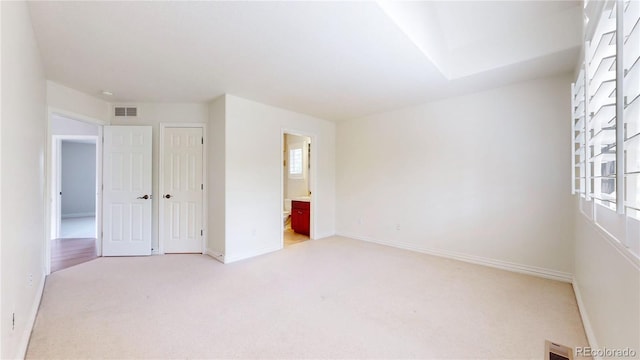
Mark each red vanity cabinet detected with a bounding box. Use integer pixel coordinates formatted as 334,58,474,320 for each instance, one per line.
291,200,310,235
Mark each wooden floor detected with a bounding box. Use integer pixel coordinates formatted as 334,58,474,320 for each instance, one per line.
50,225,305,271
283,221,309,247
50,238,98,273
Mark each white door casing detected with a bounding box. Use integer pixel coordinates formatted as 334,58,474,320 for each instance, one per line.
102,126,153,256
160,127,204,253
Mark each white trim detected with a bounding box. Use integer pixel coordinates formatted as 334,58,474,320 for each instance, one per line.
224,245,282,264
313,232,335,240
572,278,601,359
281,129,318,249
49,107,107,126
96,126,103,257
15,275,45,360
51,136,61,239
571,82,576,195
337,232,574,283
61,212,96,219
205,248,225,264
158,123,207,255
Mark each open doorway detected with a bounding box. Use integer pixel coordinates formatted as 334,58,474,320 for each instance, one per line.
59,139,97,237
282,132,312,247
49,114,101,272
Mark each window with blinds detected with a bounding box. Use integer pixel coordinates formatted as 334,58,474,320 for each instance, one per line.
572,67,587,197
623,0,640,220
586,1,617,210
575,0,640,259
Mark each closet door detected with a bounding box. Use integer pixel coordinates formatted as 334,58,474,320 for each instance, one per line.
102,126,153,256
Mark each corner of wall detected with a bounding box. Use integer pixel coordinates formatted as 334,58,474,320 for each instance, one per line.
573,210,640,355
207,95,226,256
205,248,225,264
571,277,600,355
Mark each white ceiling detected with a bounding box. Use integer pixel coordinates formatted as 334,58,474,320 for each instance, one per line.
28,1,582,121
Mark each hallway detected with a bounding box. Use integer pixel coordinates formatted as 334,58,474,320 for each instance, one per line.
52,216,97,272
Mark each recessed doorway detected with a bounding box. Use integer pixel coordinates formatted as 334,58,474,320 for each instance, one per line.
282,132,312,247
49,114,101,273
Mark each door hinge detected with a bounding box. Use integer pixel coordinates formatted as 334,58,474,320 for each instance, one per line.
201,230,203,236
201,137,204,145
201,184,203,190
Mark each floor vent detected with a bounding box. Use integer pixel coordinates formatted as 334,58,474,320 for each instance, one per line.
545,340,573,360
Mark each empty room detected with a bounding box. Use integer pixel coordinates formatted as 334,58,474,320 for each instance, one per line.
1,1,639,359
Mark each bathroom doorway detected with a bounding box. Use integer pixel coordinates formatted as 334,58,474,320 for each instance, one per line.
282,132,312,247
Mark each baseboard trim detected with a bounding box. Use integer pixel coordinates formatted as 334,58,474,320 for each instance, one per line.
313,232,334,240
223,245,281,264
337,232,573,283
61,212,95,219
16,274,46,359
572,278,601,359
205,248,225,264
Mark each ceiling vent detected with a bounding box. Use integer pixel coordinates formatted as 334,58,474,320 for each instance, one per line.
114,106,138,118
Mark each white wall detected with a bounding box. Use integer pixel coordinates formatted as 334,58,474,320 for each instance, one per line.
337,75,574,278
111,103,208,252
0,0,3,355
207,96,226,257
1,1,48,358
47,81,110,123
574,205,640,352
61,141,96,217
220,95,335,262
51,115,99,136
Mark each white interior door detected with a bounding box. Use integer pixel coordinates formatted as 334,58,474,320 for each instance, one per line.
161,127,203,253
102,126,152,256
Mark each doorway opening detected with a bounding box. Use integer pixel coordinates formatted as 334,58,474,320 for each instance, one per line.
49,114,101,273
282,132,312,247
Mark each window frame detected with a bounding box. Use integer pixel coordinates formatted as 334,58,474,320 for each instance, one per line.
574,0,640,263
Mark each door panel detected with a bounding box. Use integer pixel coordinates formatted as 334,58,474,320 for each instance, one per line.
161,127,204,253
102,126,152,256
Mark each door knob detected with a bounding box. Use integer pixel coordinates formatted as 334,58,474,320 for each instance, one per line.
163,194,172,199
137,195,149,200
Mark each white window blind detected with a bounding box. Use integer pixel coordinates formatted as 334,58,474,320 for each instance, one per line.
586,1,617,210
572,67,587,197
575,0,640,259
623,0,640,220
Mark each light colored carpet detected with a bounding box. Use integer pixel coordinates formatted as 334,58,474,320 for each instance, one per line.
27,236,588,359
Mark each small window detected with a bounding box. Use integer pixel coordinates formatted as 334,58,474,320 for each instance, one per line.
289,145,303,178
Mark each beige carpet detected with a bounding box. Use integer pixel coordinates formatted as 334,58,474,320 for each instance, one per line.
27,236,588,359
